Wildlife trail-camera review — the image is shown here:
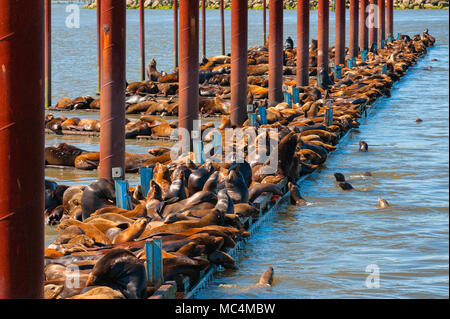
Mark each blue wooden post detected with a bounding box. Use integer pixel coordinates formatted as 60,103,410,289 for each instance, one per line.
257,106,267,125
283,92,292,106
346,58,356,69
324,108,333,126
332,65,342,79
292,87,300,104
361,50,368,62
193,139,204,165
381,64,387,74
115,180,131,210
145,240,153,281
140,167,153,199
152,236,164,287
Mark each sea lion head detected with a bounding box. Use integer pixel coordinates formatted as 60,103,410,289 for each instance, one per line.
85,248,146,299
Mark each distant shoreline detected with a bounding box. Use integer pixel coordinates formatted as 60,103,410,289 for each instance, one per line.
81,1,449,10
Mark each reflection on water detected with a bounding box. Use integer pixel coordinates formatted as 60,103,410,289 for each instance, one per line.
47,7,449,298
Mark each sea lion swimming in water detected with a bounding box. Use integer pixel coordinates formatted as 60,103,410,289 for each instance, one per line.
288,182,307,206
358,140,368,152
377,198,390,209
333,173,354,190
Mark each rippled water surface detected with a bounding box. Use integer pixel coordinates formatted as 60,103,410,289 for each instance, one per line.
46,6,449,298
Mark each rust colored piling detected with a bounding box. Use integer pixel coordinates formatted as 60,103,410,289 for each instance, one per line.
99,0,126,180
45,0,51,108
369,0,377,48
269,0,284,104
378,0,385,47
263,0,267,46
359,0,368,51
349,0,359,59
317,0,330,88
0,0,45,299
230,0,248,127
140,0,145,81
296,0,309,87
202,0,206,60
386,0,393,40
97,0,102,91
178,0,199,148
174,0,179,69
335,0,345,66
220,0,225,55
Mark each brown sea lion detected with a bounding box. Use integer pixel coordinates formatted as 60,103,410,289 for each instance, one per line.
288,182,307,206
55,97,73,109
61,117,81,130
208,250,236,269
81,178,116,220
141,209,223,237
45,143,86,166
70,286,125,299
377,198,390,209
225,170,249,204
74,119,101,132
257,267,274,286
85,249,147,299
112,218,148,244
248,183,283,203
57,219,112,245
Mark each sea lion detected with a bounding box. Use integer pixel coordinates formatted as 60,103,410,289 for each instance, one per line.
333,173,353,190
146,58,163,81
377,198,390,209
277,132,299,178
288,182,307,206
208,250,236,269
70,286,125,299
45,143,86,166
74,152,100,170
112,218,148,244
54,225,85,245
81,179,116,220
234,203,258,218
248,183,283,203
202,171,219,193
44,284,64,299
225,169,249,204
215,189,235,215
188,162,215,195
163,178,186,202
55,97,73,109
56,219,111,245
359,140,368,152
257,267,274,286
85,249,147,299
142,209,224,237
74,119,101,132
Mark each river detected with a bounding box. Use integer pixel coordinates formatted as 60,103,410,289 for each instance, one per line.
46,5,449,298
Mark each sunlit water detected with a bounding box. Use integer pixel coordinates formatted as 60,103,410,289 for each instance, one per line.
46,6,449,298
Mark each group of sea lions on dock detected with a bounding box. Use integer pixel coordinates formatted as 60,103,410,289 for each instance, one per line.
43,30,435,299
49,38,328,116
